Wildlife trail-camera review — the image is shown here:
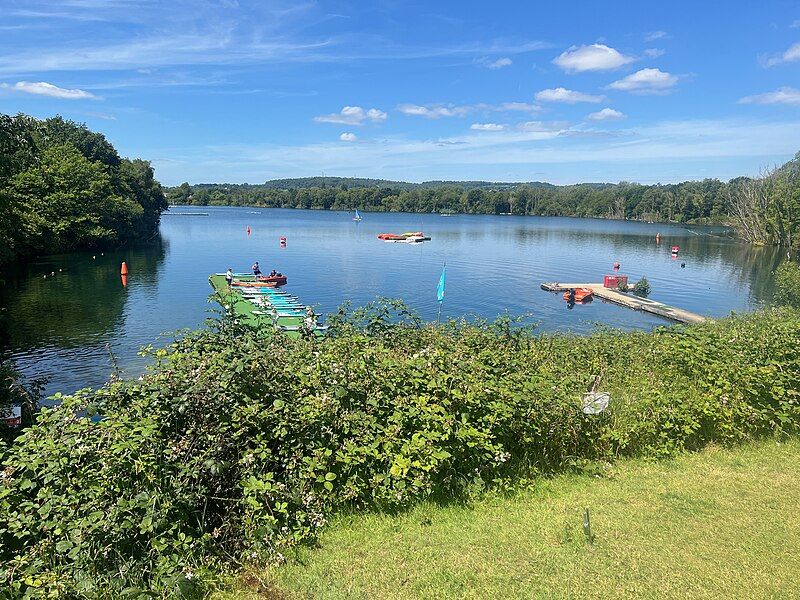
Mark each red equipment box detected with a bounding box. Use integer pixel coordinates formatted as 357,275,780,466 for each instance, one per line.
603,274,628,288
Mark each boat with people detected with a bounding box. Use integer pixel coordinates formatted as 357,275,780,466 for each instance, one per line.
353,209,363,221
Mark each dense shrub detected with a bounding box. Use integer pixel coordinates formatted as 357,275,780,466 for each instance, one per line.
774,261,800,308
1,305,799,596
632,277,651,297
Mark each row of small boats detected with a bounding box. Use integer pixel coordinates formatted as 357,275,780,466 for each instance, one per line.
377,231,432,243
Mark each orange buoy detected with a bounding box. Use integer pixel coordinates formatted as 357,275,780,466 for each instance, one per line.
120,261,128,275
121,274,128,288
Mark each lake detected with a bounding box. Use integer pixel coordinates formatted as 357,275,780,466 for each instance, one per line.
0,207,784,397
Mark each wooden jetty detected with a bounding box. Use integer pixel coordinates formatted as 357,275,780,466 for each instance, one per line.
541,282,708,325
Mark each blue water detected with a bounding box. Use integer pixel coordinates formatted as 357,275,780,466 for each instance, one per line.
0,207,783,396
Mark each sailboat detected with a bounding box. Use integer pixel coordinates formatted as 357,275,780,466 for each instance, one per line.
353,208,362,221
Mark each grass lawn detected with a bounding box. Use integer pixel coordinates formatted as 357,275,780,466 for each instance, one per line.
219,438,800,599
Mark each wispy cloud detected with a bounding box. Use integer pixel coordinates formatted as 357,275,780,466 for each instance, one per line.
86,111,117,120
587,108,625,121
607,68,678,94
644,31,669,42
398,104,471,118
314,106,387,125
477,56,512,69
535,87,604,103
739,87,800,105
339,132,357,141
643,48,665,58
162,118,800,185
792,20,800,28
0,33,335,75
0,80,97,99
517,120,570,132
470,123,506,131
497,102,542,113
552,44,635,73
762,42,800,67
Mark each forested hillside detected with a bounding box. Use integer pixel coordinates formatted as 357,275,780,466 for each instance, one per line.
167,178,726,223
0,114,167,264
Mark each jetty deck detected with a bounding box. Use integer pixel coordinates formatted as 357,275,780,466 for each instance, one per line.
208,274,325,337
541,282,708,325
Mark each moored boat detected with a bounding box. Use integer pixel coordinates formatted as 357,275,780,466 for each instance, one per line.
563,287,594,302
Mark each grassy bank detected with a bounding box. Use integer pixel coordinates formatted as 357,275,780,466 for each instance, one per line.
1,304,799,596
226,438,800,599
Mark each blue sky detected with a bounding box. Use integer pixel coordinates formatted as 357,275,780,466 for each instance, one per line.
1,0,799,185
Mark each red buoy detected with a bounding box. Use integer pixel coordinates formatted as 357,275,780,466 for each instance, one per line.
671,245,680,254
120,261,128,275
279,236,287,246
613,261,620,270
246,226,251,236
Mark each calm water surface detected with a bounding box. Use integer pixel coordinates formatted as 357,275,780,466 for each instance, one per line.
0,207,784,396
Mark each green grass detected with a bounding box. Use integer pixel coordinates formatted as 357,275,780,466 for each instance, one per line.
220,438,800,599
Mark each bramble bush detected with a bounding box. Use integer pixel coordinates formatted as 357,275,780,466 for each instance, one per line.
1,302,799,597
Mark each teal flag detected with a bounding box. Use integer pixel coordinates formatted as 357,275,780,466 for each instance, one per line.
436,264,446,303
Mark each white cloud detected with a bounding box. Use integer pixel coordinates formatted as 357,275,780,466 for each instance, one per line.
535,87,604,103
481,57,512,69
763,42,800,67
739,87,800,106
470,123,506,131
314,106,387,125
0,80,97,99
643,48,665,58
587,107,625,121
339,132,357,141
397,104,471,118
644,31,669,42
607,68,678,94
552,44,634,73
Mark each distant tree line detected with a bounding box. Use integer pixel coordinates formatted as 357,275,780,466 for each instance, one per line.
0,113,167,264
167,153,800,247
167,179,728,223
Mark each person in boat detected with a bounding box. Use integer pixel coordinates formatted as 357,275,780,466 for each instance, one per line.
568,288,576,303
225,267,233,289
252,262,262,276
269,269,277,277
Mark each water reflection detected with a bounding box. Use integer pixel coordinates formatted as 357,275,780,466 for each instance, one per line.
0,236,167,395
0,208,789,397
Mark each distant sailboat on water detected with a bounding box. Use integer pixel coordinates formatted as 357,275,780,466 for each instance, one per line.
353,208,362,221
